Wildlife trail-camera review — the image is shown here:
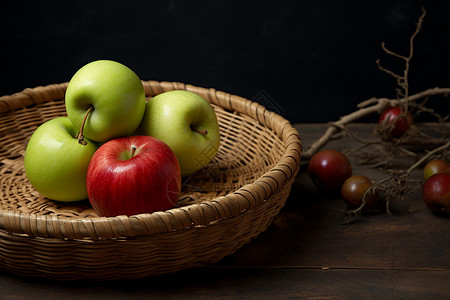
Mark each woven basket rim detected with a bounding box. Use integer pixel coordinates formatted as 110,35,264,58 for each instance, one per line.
0,81,302,240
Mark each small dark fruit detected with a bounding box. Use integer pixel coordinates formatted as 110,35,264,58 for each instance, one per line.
378,107,413,138
422,173,450,216
423,159,450,181
341,175,379,211
308,149,352,192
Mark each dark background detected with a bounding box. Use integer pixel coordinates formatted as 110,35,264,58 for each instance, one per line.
1,0,449,123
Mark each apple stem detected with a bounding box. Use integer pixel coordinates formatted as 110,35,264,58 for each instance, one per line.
130,146,137,158
76,105,94,146
193,128,208,136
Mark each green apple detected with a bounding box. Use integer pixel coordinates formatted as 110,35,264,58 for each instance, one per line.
24,117,98,202
65,60,146,143
137,90,220,176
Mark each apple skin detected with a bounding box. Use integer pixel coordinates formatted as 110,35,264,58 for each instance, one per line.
341,175,379,211
422,173,450,216
65,60,146,143
378,107,413,138
24,117,98,202
423,159,450,181
308,149,352,192
86,135,181,217
137,90,220,177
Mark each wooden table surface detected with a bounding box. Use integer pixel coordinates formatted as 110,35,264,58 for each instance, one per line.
1,123,449,299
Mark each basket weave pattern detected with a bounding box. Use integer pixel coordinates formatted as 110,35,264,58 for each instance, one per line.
0,81,301,279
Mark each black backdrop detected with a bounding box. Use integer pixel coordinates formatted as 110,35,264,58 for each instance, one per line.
1,0,449,123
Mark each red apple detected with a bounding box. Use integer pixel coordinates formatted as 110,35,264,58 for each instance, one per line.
422,173,450,216
341,175,379,211
308,149,352,192
378,107,413,138
423,159,450,181
86,135,181,217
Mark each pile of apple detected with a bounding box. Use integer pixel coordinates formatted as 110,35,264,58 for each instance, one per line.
24,60,221,217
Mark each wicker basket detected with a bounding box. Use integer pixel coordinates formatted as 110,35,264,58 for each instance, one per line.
0,81,302,280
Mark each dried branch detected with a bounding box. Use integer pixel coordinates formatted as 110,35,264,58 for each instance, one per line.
305,7,449,223
405,140,450,175
346,139,450,218
302,8,449,161
377,7,427,100
303,87,450,160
